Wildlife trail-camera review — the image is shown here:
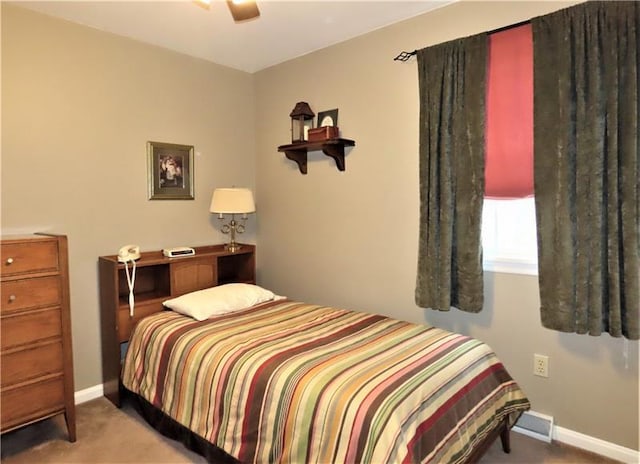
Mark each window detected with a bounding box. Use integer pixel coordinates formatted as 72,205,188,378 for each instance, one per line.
482,24,536,276
482,197,538,275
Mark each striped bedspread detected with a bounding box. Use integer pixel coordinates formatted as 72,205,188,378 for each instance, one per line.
122,300,529,463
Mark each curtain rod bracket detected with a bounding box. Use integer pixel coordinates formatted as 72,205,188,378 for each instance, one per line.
394,50,417,62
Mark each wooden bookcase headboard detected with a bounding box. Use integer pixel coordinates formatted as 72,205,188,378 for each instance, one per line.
98,243,255,407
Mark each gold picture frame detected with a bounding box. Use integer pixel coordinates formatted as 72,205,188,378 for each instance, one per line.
147,141,194,200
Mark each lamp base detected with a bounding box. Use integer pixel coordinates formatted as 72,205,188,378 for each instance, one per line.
224,242,242,253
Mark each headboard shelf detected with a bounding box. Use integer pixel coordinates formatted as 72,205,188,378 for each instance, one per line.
117,290,167,307
98,243,256,407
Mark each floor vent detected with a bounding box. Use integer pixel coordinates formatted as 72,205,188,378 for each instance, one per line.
513,411,554,443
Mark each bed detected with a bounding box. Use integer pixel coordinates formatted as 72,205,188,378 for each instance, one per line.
121,286,530,464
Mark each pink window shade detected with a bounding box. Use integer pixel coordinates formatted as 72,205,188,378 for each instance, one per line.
485,24,534,199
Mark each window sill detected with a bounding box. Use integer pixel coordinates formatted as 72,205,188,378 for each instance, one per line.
483,257,538,276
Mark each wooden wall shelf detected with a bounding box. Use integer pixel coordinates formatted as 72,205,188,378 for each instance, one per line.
277,138,355,174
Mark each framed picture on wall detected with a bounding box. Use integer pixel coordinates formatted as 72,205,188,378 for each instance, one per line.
147,141,194,200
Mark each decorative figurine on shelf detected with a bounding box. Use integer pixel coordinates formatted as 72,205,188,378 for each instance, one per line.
290,102,315,143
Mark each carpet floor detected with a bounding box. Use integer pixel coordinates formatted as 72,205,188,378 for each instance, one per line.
0,397,621,463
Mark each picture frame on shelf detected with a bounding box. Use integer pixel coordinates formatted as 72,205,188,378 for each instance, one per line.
147,141,194,200
317,108,339,127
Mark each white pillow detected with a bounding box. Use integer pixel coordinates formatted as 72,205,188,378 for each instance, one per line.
163,283,278,321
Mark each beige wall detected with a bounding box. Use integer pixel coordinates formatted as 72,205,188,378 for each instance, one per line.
2,0,638,454
1,5,256,392
254,1,639,451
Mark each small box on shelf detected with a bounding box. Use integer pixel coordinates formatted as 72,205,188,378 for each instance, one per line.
308,126,339,142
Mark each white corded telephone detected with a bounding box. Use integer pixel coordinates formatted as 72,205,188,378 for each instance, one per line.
118,245,140,263
118,245,140,317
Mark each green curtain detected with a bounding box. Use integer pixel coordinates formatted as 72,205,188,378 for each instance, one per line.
415,34,487,313
532,2,639,339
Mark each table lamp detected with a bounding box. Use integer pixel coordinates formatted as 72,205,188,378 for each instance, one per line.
209,188,255,252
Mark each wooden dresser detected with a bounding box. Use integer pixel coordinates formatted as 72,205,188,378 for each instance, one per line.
0,234,76,442
99,243,255,407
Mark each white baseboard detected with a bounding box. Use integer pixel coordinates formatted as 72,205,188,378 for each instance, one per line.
73,387,640,464
512,410,639,464
552,426,639,464
74,384,104,405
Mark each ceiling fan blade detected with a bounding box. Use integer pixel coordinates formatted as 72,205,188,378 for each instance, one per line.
193,0,211,10
227,0,260,22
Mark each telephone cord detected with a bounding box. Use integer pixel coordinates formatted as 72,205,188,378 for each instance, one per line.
124,260,137,317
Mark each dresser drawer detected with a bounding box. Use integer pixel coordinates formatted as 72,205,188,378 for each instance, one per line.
0,376,65,432
0,276,61,314
1,241,59,277
1,341,64,387
1,308,62,350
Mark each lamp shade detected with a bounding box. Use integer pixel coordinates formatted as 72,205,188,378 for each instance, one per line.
210,188,255,214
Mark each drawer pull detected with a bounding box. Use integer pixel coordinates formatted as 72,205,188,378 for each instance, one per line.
6,258,14,265
8,295,16,302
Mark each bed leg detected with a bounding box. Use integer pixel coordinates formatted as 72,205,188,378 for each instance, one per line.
500,422,511,454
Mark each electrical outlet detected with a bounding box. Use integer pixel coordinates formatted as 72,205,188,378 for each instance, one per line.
534,354,549,377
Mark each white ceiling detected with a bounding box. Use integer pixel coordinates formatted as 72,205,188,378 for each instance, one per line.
15,1,452,73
